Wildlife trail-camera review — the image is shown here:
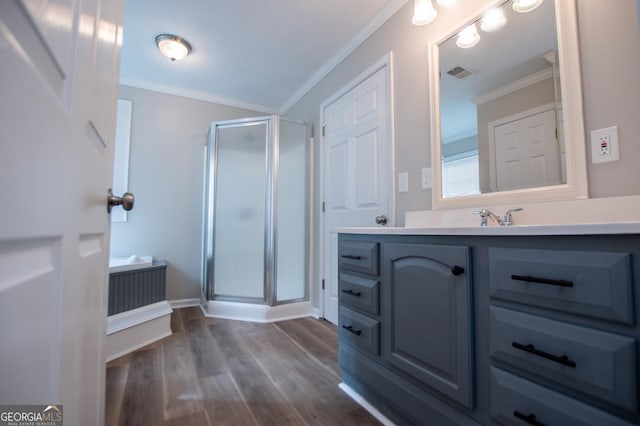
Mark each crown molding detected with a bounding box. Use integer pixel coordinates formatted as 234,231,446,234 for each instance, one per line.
471,67,554,106
119,77,280,115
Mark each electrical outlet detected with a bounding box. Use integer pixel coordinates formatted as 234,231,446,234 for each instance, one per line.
590,126,619,164
398,172,409,193
599,134,610,155
421,167,432,189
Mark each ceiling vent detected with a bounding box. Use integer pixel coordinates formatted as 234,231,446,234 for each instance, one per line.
446,65,475,79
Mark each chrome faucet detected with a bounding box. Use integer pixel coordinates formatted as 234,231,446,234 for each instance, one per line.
502,208,524,226
473,208,523,227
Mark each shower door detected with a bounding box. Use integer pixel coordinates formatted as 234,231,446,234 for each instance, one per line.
208,119,269,302
203,116,307,305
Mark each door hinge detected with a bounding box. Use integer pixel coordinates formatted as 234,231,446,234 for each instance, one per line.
555,128,558,139
322,201,325,212
322,279,325,290
322,125,326,137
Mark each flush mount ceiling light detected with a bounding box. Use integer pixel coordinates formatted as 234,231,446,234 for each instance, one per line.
512,0,543,13
412,0,437,26
456,23,480,49
480,8,507,32
155,34,192,61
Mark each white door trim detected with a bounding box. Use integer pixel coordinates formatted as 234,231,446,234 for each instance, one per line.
318,52,396,319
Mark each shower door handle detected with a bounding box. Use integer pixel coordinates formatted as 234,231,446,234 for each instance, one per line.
375,215,388,225
107,188,135,213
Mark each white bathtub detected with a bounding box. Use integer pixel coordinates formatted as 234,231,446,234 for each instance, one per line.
109,255,153,273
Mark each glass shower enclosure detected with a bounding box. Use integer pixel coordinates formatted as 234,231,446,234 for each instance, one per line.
203,116,308,305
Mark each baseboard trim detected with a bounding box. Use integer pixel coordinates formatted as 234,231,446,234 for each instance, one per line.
105,301,173,362
339,382,396,426
201,300,313,323
169,298,201,309
311,307,321,319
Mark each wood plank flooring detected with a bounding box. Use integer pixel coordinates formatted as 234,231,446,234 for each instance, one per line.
106,307,381,426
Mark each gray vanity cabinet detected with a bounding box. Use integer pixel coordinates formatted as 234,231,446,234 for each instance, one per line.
338,232,640,426
383,243,473,409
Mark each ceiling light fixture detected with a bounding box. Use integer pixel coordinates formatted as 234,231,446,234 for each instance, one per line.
155,34,192,62
512,0,544,13
456,23,480,49
412,0,437,26
480,8,507,32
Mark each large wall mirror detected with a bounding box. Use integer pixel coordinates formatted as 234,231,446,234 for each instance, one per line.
428,0,588,209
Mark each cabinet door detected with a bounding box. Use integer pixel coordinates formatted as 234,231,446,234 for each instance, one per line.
384,243,473,408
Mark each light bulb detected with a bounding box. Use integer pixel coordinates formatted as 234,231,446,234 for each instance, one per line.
436,0,458,7
512,0,544,13
480,8,507,32
412,0,437,26
457,23,480,49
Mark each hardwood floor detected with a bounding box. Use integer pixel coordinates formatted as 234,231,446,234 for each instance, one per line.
106,307,381,425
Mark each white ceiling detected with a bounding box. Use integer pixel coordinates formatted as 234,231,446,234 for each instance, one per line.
119,0,407,114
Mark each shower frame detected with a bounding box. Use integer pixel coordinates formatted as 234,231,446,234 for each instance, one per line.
202,115,309,306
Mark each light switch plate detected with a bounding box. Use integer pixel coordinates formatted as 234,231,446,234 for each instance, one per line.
398,172,409,193
421,167,432,189
590,126,619,164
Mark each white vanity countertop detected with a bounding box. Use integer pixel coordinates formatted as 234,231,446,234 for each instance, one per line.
339,196,640,236
337,222,640,236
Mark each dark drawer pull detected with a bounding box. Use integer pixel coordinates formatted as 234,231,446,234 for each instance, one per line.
342,254,362,260
512,342,576,368
451,265,465,276
513,410,545,426
342,325,362,336
341,289,362,297
511,274,574,288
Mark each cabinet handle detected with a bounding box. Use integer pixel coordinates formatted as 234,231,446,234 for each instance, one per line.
451,265,465,276
342,325,362,336
513,410,545,426
342,254,362,260
511,274,573,288
341,289,362,297
512,342,576,368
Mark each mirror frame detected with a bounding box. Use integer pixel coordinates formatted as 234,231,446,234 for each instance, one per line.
428,0,588,209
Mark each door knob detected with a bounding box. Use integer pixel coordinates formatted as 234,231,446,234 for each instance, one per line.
107,188,135,213
375,215,388,225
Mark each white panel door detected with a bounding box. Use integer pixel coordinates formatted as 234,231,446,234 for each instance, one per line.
493,108,560,192
0,0,123,424
322,64,392,324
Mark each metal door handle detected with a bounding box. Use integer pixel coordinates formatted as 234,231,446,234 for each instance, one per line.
375,215,388,225
108,188,135,213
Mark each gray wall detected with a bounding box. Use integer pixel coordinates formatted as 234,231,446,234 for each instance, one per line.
285,0,640,309
110,85,263,301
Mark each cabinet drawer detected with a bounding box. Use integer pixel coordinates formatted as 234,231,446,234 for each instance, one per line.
339,273,379,315
489,247,633,324
490,367,634,426
490,307,637,412
339,241,379,276
338,306,380,356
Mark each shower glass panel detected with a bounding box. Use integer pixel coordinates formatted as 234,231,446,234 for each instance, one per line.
213,122,267,299
275,119,307,301
203,116,307,305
